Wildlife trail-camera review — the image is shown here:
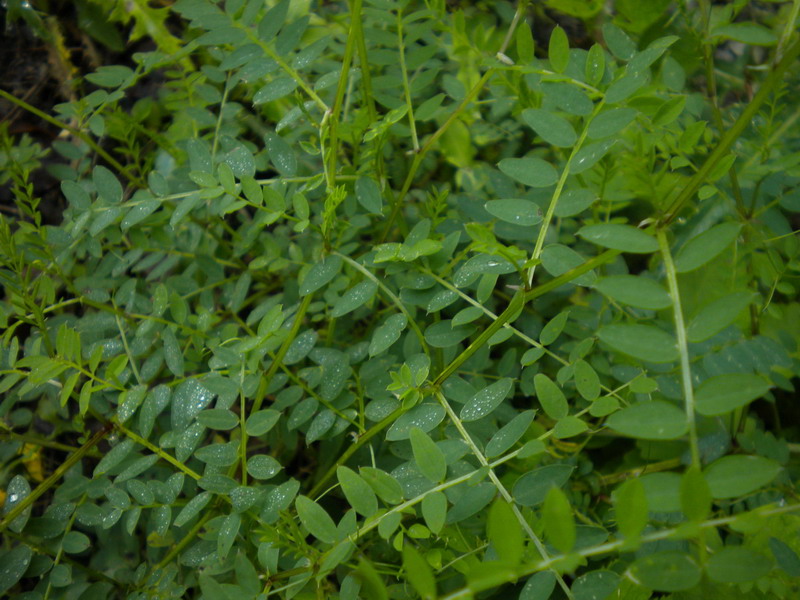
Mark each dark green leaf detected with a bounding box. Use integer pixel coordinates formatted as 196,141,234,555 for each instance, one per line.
485,199,543,226
606,400,688,439
409,427,447,482
706,547,773,583
674,222,741,273
498,157,559,188
337,466,378,518
597,324,678,363
629,551,701,591
548,26,570,73
522,109,577,147
594,275,671,310
296,495,338,544
704,455,781,499
695,374,770,416
577,224,658,253
460,377,513,422
514,464,574,506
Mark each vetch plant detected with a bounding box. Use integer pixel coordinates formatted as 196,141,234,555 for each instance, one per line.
1,0,800,599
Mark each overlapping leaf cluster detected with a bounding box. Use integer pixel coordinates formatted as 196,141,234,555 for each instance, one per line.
1,1,800,599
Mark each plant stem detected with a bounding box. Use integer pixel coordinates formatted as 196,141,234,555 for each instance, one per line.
0,423,111,532
657,229,700,468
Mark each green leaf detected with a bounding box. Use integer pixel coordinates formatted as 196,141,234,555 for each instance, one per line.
359,467,404,505
588,108,637,139
484,199,543,226
93,439,135,477
403,542,436,600
534,374,568,419
355,177,383,213
369,313,407,357
245,409,281,436
695,373,770,416
597,324,678,363
174,491,212,527
711,23,777,46
498,157,559,188
553,416,588,438
652,95,686,127
337,466,378,518
680,467,711,521
594,275,671,310
514,464,574,506
574,360,601,401
300,255,342,296
577,224,658,253
246,455,282,480
161,326,184,377
629,551,701,591
554,188,596,218
603,23,637,60
614,478,647,540
409,427,447,483
257,0,289,43
253,77,298,104
571,571,620,600
540,244,597,286
540,310,569,345
516,22,534,63
385,403,445,441
62,531,91,554
548,26,570,73
460,377,513,422
570,140,616,174
94,165,123,203
424,320,476,348
296,495,338,544
522,109,577,147
769,537,800,577
703,455,781,499
487,499,523,565
543,486,575,553
217,512,240,560
687,291,753,342
265,132,297,176
421,491,447,534
606,400,688,439
674,222,741,273
485,410,535,457
585,43,605,86
706,547,773,583
197,409,239,430
171,379,214,431
0,544,33,595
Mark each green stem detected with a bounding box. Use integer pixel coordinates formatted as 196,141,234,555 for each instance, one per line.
116,422,202,481
396,8,419,151
326,0,362,190
0,423,111,532
334,251,429,356
528,101,605,286
252,294,314,414
439,502,800,599
434,391,573,598
380,69,495,242
657,229,700,468
660,37,800,225
243,30,328,113
0,88,143,186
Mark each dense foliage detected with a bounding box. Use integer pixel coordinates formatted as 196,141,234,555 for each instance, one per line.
1,0,800,598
